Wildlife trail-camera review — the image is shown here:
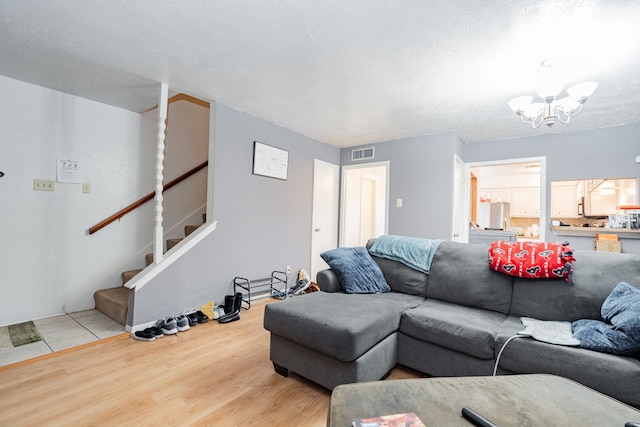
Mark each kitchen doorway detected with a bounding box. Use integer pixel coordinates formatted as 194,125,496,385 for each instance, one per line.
340,162,389,247
467,157,546,242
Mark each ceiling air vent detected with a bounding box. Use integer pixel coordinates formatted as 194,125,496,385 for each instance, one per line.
351,146,375,161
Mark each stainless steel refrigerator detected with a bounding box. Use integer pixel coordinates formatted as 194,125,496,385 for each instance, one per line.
478,202,511,230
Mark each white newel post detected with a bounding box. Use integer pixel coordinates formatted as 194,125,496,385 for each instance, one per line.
154,83,169,264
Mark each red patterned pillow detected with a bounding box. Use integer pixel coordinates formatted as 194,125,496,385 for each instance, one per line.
488,241,575,283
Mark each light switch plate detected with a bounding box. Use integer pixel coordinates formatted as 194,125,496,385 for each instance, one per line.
82,183,91,193
33,179,54,191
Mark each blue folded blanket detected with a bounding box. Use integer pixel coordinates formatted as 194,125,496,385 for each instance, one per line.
572,282,640,356
369,235,443,275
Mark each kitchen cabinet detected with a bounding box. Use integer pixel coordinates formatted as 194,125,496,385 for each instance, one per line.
588,191,617,216
479,188,510,203
511,187,540,217
551,185,577,217
551,178,637,217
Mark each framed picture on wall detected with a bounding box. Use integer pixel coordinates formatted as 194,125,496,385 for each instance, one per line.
252,140,289,180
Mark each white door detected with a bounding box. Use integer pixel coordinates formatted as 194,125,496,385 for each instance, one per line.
452,155,469,242
311,159,339,279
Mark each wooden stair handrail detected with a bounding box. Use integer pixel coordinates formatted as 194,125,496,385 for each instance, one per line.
89,161,208,235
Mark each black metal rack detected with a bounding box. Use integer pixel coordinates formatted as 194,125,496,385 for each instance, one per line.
233,270,288,309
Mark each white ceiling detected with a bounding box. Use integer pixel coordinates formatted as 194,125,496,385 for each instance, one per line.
2,0,640,148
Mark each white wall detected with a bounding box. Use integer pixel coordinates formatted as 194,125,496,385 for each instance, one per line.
0,76,209,326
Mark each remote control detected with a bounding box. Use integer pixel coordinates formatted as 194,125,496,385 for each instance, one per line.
461,407,499,427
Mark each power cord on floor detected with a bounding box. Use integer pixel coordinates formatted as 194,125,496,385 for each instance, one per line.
493,334,525,376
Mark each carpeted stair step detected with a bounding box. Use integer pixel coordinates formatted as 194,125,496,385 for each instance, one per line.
94,286,130,325
93,212,205,326
122,269,142,284
166,238,183,251
185,224,200,236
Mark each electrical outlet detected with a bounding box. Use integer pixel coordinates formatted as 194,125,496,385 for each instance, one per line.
33,179,55,192
286,265,291,276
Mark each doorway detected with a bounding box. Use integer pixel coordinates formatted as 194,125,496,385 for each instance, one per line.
340,162,389,247
467,157,546,241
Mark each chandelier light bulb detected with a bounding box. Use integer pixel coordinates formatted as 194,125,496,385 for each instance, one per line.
567,82,598,101
508,96,533,112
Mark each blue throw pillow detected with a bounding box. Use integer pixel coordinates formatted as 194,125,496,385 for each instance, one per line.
572,282,640,356
320,247,390,294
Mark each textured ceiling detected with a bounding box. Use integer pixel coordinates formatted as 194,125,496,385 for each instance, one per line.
1,0,639,148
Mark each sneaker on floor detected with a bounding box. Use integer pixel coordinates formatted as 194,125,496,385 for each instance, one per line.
196,310,209,323
133,328,155,341
176,314,190,332
185,312,198,326
213,305,226,319
156,317,178,335
149,326,164,339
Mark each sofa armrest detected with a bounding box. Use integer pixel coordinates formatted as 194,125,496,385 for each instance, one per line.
317,269,343,293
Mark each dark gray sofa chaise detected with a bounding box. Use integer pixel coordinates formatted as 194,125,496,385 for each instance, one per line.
263,239,640,407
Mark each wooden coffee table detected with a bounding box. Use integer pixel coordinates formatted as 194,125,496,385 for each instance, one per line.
328,374,640,426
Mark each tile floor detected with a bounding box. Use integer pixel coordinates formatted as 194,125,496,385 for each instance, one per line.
0,310,125,367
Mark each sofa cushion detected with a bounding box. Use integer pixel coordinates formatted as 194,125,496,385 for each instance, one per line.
495,318,640,406
320,247,390,294
365,239,428,296
400,299,507,360
510,250,640,321
264,291,424,362
370,256,429,296
427,241,513,314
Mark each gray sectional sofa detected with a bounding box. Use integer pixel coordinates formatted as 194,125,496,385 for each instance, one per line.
263,239,640,408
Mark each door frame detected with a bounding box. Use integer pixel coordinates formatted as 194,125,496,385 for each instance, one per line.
453,154,470,242
339,161,390,247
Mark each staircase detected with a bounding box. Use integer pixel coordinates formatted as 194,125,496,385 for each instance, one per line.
93,215,205,325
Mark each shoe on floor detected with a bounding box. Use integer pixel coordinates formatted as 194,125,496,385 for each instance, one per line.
149,326,164,339
185,312,198,326
213,305,225,319
156,317,178,335
133,328,156,341
176,314,190,332
218,310,240,324
196,310,209,323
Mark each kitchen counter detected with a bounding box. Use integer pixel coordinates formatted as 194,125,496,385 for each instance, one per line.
550,226,640,239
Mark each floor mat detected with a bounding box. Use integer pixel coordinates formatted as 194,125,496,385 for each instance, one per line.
0,321,44,349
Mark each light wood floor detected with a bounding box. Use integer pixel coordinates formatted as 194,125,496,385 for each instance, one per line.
0,298,423,426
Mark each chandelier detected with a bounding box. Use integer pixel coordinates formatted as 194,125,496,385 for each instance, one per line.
508,59,598,128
